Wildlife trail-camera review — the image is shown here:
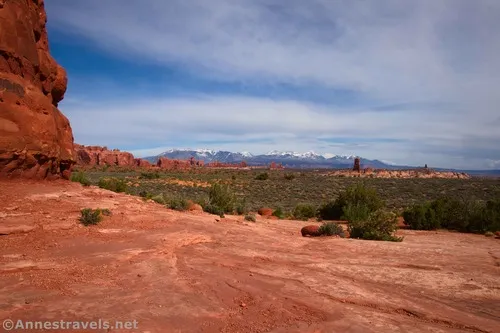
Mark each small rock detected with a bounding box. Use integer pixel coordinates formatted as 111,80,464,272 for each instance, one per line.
240,302,246,308
215,219,220,222
137,274,142,277
25,300,30,304
249,273,253,276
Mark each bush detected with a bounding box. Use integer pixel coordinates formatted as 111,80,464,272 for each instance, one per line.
318,222,345,237
71,171,91,186
293,204,317,221
244,214,256,222
203,183,235,216
284,173,295,180
151,193,166,205
79,208,103,226
139,190,153,200
255,172,269,180
272,207,286,219
168,197,190,211
403,196,500,233
402,202,440,230
98,177,128,193
348,209,403,242
236,198,249,215
139,171,161,179
318,183,384,220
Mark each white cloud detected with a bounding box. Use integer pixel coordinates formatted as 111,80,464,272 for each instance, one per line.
46,0,500,169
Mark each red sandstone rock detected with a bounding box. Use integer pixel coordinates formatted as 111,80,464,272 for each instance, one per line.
0,0,75,179
74,144,136,167
353,158,361,172
301,225,321,237
187,200,203,212
135,158,151,168
258,208,273,217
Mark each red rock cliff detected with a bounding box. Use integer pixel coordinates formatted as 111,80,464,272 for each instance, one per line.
75,144,136,167
0,0,75,179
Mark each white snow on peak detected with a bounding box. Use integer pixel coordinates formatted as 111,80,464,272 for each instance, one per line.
239,151,254,157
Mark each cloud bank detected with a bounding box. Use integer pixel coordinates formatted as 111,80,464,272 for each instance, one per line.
45,0,500,169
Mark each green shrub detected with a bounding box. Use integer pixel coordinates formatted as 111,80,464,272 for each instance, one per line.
71,171,91,186
139,190,154,200
402,202,440,230
318,183,384,220
485,231,495,237
348,209,402,242
403,196,500,233
342,203,371,223
98,177,128,193
168,197,189,211
139,171,161,179
255,172,269,180
272,207,286,219
79,208,103,226
151,193,166,205
284,173,295,180
244,214,256,222
203,183,235,216
236,198,249,215
318,222,345,237
293,204,317,221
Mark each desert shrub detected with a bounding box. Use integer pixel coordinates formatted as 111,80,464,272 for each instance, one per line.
318,183,384,220
168,197,189,211
231,175,236,181
348,209,402,242
318,222,345,237
100,208,112,216
71,171,91,186
151,193,166,205
272,207,286,219
139,190,154,200
236,198,249,215
98,177,128,193
244,214,256,222
485,231,495,237
79,208,103,226
403,196,500,233
284,173,295,180
203,183,235,216
139,171,161,179
255,172,269,180
342,203,371,223
293,204,317,221
402,202,440,230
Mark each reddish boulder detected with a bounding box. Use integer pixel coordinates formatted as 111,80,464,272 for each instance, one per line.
135,158,151,168
301,225,322,237
187,200,203,212
0,0,75,179
258,207,274,217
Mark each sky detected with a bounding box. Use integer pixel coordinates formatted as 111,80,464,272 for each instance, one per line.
44,0,500,169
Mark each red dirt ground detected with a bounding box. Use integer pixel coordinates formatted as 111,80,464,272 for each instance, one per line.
0,180,499,332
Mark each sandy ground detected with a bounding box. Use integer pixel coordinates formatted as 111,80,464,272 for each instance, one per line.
0,179,499,333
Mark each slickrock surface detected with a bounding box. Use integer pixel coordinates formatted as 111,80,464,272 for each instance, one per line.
0,0,74,179
0,179,499,332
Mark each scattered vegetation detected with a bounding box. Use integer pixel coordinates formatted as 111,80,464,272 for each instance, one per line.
347,209,403,242
71,171,91,186
151,193,166,205
139,171,161,179
272,207,286,219
318,222,345,237
255,172,269,180
244,214,257,222
98,177,128,193
284,173,296,180
79,208,103,226
292,204,317,221
403,196,500,233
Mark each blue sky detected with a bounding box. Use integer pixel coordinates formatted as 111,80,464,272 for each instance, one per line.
45,0,500,169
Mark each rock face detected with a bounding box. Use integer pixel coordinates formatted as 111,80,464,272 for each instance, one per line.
0,0,75,179
75,144,137,167
353,158,361,172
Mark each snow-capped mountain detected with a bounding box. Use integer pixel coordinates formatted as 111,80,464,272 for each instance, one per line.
145,149,394,169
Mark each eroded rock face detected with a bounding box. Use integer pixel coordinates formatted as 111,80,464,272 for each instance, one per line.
75,144,136,167
0,0,75,179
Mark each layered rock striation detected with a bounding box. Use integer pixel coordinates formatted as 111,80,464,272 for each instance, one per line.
0,0,75,179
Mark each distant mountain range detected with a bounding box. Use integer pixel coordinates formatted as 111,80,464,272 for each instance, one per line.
143,149,500,176
145,149,412,170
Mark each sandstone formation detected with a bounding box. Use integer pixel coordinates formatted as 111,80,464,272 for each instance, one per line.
326,168,471,179
353,158,361,172
301,225,321,237
157,157,203,170
75,144,136,168
0,0,75,179
257,207,273,217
